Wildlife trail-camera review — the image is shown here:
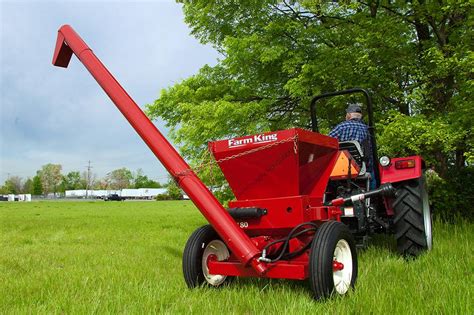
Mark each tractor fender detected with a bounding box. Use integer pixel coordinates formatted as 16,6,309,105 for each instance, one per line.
379,155,425,216
379,155,425,185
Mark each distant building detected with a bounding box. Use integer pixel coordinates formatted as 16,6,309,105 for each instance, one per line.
65,190,120,198
65,188,167,200
0,194,32,202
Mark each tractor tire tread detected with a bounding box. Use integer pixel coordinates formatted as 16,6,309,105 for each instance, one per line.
393,178,430,257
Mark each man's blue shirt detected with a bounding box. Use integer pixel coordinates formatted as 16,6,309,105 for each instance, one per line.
329,118,369,143
329,118,373,170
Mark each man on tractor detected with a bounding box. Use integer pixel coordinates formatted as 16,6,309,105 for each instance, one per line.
329,103,375,187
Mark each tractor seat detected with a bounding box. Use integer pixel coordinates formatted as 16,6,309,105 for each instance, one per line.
339,141,366,175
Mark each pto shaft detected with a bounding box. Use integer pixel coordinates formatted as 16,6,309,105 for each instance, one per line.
327,183,396,207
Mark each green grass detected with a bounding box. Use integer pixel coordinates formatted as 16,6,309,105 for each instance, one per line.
1,201,472,314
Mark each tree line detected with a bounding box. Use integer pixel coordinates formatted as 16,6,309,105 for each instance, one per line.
0,164,163,195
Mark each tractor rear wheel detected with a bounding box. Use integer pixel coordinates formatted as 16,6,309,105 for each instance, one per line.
183,225,231,288
309,220,358,300
393,176,433,257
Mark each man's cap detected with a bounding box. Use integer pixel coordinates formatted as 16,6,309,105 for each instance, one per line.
346,103,362,114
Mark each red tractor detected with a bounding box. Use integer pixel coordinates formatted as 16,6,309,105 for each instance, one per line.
53,25,432,300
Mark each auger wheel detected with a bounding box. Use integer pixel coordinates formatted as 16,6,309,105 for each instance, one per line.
182,225,231,288
309,220,358,300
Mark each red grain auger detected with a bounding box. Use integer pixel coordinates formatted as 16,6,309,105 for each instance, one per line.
52,25,432,300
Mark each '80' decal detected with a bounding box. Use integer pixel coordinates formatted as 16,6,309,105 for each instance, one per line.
238,222,249,228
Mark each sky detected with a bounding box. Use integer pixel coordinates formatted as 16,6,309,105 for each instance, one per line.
0,0,219,184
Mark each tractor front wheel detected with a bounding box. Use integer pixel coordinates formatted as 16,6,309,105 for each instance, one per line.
309,220,358,300
393,176,433,257
182,225,231,288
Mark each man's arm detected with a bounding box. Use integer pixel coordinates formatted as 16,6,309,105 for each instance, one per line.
329,124,340,139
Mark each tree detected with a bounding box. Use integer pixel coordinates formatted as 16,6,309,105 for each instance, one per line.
61,171,83,191
0,176,23,194
147,1,473,183
166,177,182,200
133,168,162,188
23,178,33,194
0,179,15,194
32,175,43,195
93,180,109,190
80,171,97,192
37,164,63,195
106,167,133,189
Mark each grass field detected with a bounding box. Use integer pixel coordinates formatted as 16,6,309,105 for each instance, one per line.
1,201,472,314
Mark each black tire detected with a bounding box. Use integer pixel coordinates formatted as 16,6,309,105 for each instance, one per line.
183,225,231,288
393,176,433,257
309,221,358,300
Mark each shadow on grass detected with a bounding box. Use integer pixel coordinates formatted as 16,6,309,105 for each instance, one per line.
359,233,397,255
197,277,358,303
223,276,315,299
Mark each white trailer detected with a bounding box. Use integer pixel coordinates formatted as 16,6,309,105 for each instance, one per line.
90,190,120,198
65,190,87,198
120,189,142,199
65,189,105,198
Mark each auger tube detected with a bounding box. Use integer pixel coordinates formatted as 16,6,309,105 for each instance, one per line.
52,25,267,275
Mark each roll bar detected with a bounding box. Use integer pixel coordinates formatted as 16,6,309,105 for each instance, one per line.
309,88,380,186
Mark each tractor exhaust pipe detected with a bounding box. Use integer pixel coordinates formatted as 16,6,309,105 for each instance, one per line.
52,25,267,274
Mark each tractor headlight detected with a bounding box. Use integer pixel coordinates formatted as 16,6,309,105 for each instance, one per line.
379,156,391,167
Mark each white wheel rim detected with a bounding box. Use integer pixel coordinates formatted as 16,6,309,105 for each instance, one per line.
421,181,433,250
333,239,353,295
202,240,229,286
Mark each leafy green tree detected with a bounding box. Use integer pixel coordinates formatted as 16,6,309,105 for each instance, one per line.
133,169,162,188
107,168,133,189
23,178,33,194
147,1,473,183
0,185,10,195
0,180,15,194
0,176,23,194
37,164,63,194
377,111,469,175
166,177,182,200
32,175,43,195
61,171,83,191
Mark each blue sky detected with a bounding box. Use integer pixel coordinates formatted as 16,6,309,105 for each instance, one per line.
0,0,219,184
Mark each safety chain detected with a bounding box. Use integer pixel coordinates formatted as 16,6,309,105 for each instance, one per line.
176,134,299,178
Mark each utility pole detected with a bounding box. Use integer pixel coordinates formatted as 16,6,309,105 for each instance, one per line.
85,160,92,198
